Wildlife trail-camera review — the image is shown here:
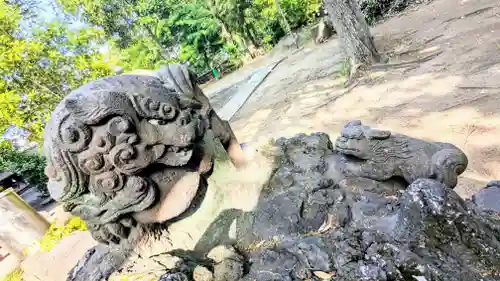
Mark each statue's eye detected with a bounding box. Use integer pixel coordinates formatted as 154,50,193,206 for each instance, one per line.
148,119,166,125
178,115,191,126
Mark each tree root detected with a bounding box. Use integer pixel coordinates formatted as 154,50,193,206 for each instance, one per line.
370,51,443,70
344,63,363,87
442,6,495,24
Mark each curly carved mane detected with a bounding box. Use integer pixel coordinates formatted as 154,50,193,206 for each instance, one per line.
44,75,205,244
366,135,412,164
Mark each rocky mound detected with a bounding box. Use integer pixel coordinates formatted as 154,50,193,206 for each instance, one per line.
66,123,499,281
157,132,500,281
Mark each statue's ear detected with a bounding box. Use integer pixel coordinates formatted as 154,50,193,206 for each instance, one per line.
366,128,391,140
156,64,194,95
344,120,362,128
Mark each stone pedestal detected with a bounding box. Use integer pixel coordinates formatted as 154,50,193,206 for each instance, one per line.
0,188,50,259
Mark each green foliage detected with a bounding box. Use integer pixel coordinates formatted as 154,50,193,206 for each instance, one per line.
360,0,414,25
0,0,116,143
340,57,352,78
248,0,319,45
38,216,88,252
117,36,180,71
223,43,244,68
278,0,321,29
0,140,48,194
173,0,226,72
361,0,391,24
1,268,24,281
57,0,321,74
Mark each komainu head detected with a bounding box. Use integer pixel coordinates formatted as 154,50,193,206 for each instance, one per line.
44,74,206,244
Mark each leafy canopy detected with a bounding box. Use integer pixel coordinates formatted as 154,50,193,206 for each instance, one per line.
58,0,321,73
0,140,48,194
0,0,116,142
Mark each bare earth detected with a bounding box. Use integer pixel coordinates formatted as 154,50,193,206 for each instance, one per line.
213,0,500,198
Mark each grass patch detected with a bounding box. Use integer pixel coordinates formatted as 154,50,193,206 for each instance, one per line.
38,216,88,252
1,268,23,281
339,57,352,79
24,216,88,255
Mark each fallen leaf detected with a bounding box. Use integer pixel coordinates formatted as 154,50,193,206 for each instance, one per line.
313,271,332,280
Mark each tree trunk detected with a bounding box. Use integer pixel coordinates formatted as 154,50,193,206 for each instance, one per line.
203,50,211,71
144,25,169,60
216,17,236,45
324,0,380,66
274,0,299,49
244,24,260,48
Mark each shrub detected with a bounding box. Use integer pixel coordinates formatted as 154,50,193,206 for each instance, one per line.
340,57,352,78
0,140,48,195
37,216,88,252
360,0,418,25
1,268,24,281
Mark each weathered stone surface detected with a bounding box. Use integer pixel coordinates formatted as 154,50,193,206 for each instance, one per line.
150,131,498,281
159,273,190,281
335,120,468,189
241,179,500,280
472,181,500,213
212,259,243,281
192,265,213,281
208,246,243,281
0,189,50,259
206,245,241,263
21,231,97,281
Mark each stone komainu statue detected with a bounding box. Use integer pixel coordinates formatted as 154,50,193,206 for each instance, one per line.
43,65,241,245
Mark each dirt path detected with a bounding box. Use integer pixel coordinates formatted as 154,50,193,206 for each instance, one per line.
222,0,500,198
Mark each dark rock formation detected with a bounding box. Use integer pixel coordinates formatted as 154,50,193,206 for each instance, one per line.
162,131,499,281
473,181,500,213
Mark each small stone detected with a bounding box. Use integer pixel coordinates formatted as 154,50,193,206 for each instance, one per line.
193,265,213,281
158,272,190,281
472,185,500,213
207,245,241,263
213,260,243,281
